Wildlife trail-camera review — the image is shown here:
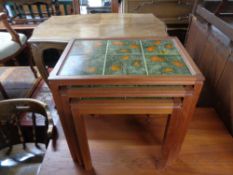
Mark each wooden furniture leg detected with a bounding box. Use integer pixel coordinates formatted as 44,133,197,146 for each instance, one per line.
49,84,83,164
26,44,38,78
31,43,49,84
159,106,184,168
71,110,93,170
159,82,203,168
70,99,180,170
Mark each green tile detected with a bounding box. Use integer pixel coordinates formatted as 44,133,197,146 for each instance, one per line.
108,40,141,55
59,39,192,76
59,54,105,76
105,54,146,75
145,55,191,75
142,40,179,55
69,40,107,55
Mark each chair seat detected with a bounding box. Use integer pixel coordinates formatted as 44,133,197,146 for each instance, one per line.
0,143,45,175
0,32,27,60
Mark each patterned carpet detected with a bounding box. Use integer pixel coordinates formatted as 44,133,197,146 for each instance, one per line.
0,67,41,100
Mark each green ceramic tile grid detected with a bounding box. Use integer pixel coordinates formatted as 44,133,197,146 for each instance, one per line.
59,39,191,76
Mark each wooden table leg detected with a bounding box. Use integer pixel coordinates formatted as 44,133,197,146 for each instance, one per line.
71,109,93,170
50,84,83,164
159,82,203,168
159,106,184,168
31,43,49,85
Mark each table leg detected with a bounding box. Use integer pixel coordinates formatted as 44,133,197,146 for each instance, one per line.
159,106,184,167
31,43,49,85
159,82,203,168
49,84,83,164
72,109,93,170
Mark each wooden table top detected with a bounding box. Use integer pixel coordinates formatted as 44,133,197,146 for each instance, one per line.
28,14,167,43
49,37,204,85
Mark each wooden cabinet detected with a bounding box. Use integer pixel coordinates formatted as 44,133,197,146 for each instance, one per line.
122,0,195,25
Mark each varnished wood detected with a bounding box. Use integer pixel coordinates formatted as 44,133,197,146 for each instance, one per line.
63,86,193,98
122,0,194,25
111,0,120,13
0,12,21,45
49,37,203,86
72,0,80,14
29,14,167,85
38,108,233,175
0,98,54,148
185,8,233,134
49,83,82,163
29,14,167,43
71,99,180,115
196,5,233,41
2,0,54,25
0,12,38,98
48,37,204,170
71,110,93,170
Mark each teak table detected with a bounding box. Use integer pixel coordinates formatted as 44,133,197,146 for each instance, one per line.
29,14,167,85
49,37,204,170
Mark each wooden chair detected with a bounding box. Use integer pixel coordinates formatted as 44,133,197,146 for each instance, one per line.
2,0,54,24
0,12,38,99
0,98,56,175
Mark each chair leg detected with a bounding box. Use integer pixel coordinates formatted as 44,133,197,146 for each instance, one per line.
26,45,38,78
28,56,38,78
0,82,9,99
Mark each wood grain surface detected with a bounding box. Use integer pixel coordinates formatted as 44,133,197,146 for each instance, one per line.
29,14,167,43
38,108,233,175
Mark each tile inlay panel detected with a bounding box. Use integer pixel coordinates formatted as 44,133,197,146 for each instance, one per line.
58,39,191,76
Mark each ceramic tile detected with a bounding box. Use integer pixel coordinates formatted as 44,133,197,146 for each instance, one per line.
70,40,107,55
59,54,104,76
145,55,190,75
142,40,179,55
105,54,147,75
108,40,141,55
59,39,191,76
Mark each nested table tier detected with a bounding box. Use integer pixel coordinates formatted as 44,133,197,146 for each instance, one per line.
49,37,204,170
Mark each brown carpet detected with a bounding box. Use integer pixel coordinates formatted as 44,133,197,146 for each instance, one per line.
0,66,41,100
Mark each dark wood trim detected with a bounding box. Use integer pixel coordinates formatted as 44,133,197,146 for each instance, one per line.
111,0,119,13
72,0,80,14
196,5,233,41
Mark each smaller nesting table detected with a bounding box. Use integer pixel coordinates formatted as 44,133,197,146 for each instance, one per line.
49,37,204,170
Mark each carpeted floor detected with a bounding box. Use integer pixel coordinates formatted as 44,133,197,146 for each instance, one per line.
0,68,54,175
0,66,41,100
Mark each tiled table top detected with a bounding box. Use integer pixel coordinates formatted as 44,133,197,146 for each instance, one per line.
58,39,191,76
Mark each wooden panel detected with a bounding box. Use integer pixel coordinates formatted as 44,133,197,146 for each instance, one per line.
185,7,233,135
214,55,233,134
185,16,209,64
205,34,231,86
123,0,194,24
63,86,193,98
196,5,233,41
71,98,181,115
